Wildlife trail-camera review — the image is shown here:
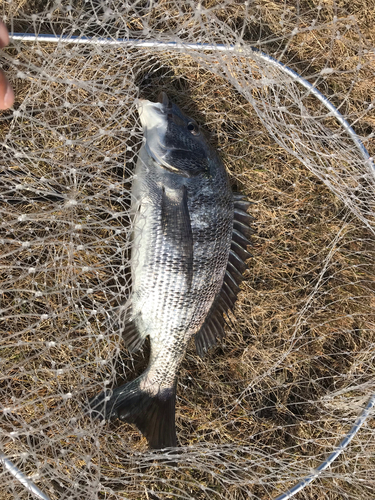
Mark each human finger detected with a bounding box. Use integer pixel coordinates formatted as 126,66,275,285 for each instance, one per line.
0,20,9,49
0,69,14,110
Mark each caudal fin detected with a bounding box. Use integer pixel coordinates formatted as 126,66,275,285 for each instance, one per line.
89,379,177,449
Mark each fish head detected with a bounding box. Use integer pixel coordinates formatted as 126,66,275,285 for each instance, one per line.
137,92,212,177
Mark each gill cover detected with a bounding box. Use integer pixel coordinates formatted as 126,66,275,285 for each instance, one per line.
137,92,210,177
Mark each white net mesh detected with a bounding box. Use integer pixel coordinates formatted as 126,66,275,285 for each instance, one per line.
1,1,375,499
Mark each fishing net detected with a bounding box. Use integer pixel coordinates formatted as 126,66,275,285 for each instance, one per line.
1,1,375,499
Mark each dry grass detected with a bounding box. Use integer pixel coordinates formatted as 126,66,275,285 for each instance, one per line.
0,1,375,499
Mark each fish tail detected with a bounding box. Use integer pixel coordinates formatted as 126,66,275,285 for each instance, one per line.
89,378,177,449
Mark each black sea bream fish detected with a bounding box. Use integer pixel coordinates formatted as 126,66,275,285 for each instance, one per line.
89,92,253,448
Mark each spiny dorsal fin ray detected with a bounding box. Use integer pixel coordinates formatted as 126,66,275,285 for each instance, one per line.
228,249,248,274
233,219,254,240
221,282,237,308
234,199,252,212
211,312,225,340
227,260,244,284
195,193,254,357
205,321,218,346
231,240,253,261
225,270,241,293
234,207,254,226
233,192,251,201
232,229,252,249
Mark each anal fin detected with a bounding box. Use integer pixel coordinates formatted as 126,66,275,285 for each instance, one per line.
161,184,193,288
115,301,147,353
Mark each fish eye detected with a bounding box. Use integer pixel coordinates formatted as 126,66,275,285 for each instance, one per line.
187,122,199,135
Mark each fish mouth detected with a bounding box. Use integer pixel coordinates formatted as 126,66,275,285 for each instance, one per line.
137,91,171,121
137,92,174,138
137,99,165,131
137,93,191,177
136,97,178,174
158,91,172,109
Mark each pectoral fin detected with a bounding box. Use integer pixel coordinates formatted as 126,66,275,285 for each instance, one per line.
161,184,193,286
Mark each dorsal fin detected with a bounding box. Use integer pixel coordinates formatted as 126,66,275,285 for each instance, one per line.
195,193,254,357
